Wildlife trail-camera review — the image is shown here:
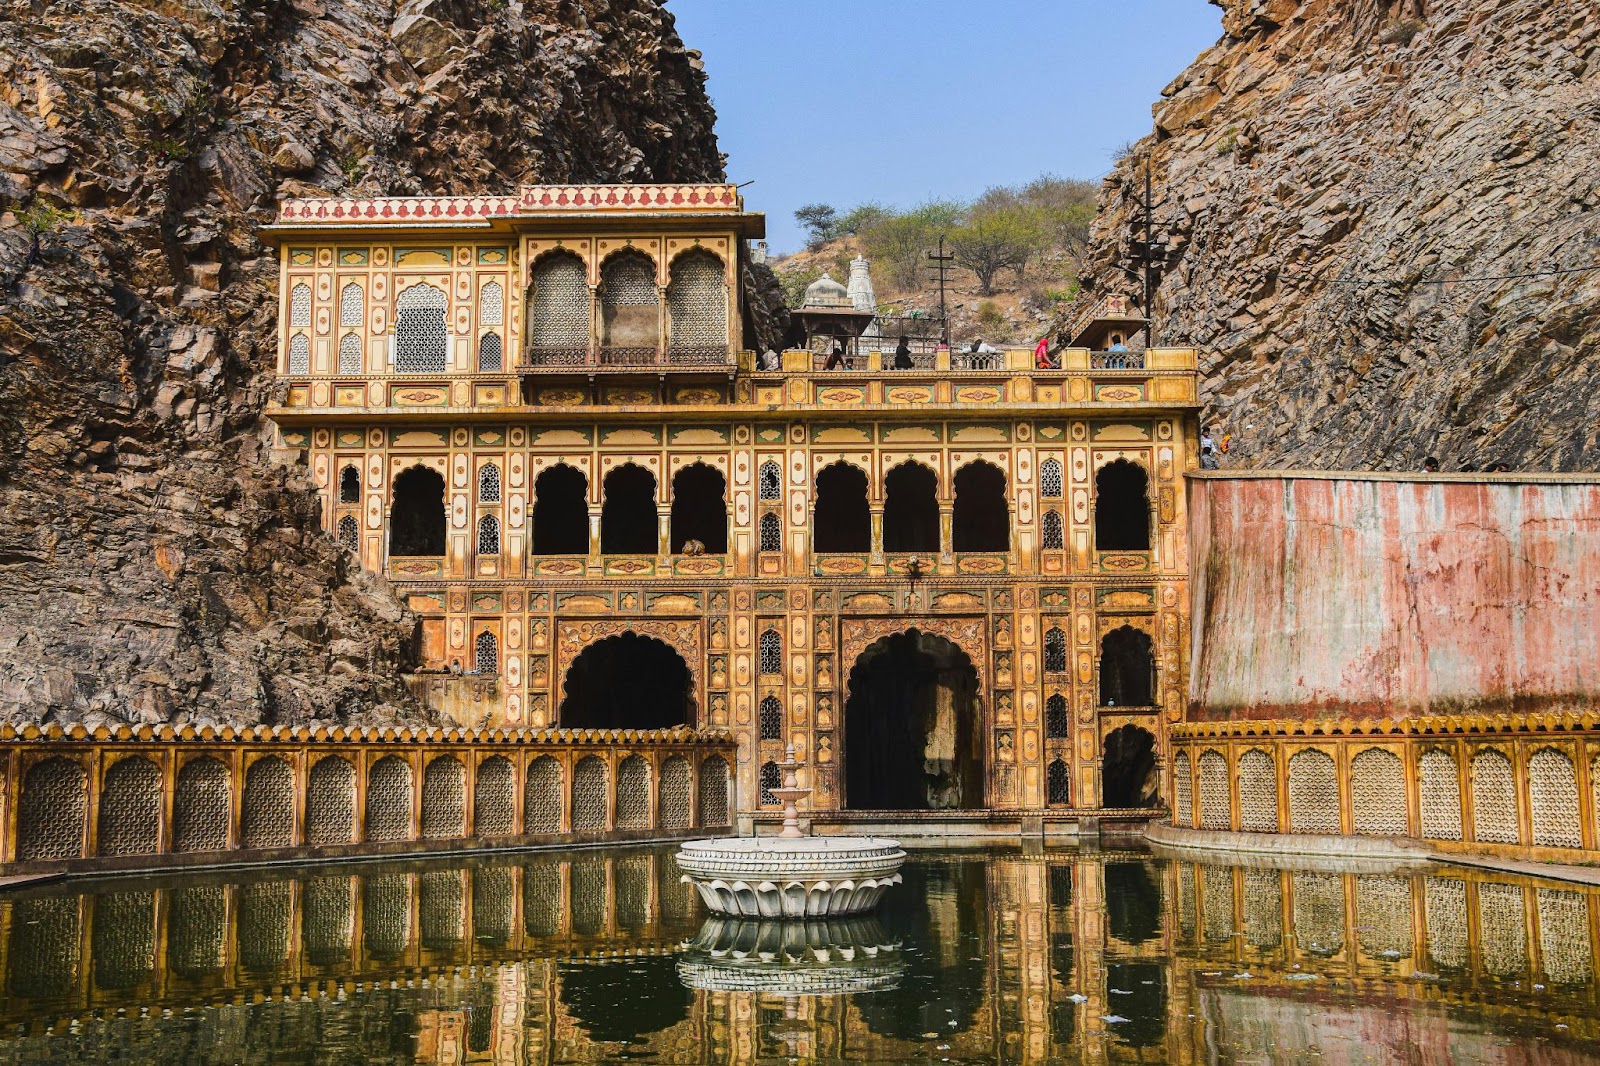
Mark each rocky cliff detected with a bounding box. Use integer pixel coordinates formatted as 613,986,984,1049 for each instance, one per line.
0,0,725,725
1089,0,1600,470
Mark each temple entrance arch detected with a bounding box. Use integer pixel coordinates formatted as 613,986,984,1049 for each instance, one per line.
559,632,693,730
844,629,983,810
1102,724,1159,809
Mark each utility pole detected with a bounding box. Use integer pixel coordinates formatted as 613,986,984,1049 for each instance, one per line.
928,236,955,346
1128,164,1166,347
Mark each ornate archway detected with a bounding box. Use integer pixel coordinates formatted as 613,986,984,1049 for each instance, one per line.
557,625,698,729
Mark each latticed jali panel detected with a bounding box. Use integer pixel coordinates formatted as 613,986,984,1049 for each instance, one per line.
699,756,731,826
615,855,650,932
303,876,354,965
289,284,312,326
421,757,466,839
667,250,727,348
98,757,162,857
365,756,414,843
758,629,782,675
1045,694,1069,739
1175,864,1197,938
1419,748,1463,840
1471,748,1520,844
1237,749,1279,832
522,862,563,937
572,756,609,831
473,867,515,943
759,512,781,552
1242,870,1283,949
288,333,310,374
602,251,658,306
1172,752,1193,826
306,757,356,845
169,886,226,978
338,514,359,552
9,897,78,997
1042,511,1064,549
1198,750,1230,830
478,332,503,371
475,630,498,675
759,462,782,500
1043,628,1068,673
571,859,606,935
531,253,590,349
1355,876,1413,960
93,892,155,990
1424,876,1469,970
237,881,292,973
1047,759,1071,805
478,463,502,502
420,870,465,949
616,755,650,829
759,695,783,741
1202,865,1235,943
474,756,515,836
241,757,295,849
1287,749,1340,834
479,280,504,326
1538,888,1594,985
477,515,500,556
1291,872,1345,956
525,756,563,833
759,761,781,806
1529,747,1581,848
364,874,412,959
658,756,692,829
1350,747,1408,836
1477,881,1528,976
395,284,448,373
338,332,362,373
339,282,362,326
173,757,231,852
1040,458,1063,498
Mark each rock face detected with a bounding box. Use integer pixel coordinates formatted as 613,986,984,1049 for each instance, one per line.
1089,0,1600,470
0,0,725,726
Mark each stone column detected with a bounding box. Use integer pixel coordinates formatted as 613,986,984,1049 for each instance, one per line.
870,505,885,568
940,504,955,567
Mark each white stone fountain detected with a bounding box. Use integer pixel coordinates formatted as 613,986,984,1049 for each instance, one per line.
677,745,904,919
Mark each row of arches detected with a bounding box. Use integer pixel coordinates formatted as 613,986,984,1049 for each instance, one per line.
14,751,732,863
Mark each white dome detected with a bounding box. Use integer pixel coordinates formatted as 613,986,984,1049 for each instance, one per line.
802,272,850,308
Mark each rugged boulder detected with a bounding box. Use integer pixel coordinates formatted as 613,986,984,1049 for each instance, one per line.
0,0,725,726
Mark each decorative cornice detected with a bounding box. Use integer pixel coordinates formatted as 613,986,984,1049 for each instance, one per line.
275,184,742,225
1170,710,1600,741
0,721,733,746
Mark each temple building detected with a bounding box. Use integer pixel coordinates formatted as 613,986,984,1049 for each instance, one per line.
263,184,1202,836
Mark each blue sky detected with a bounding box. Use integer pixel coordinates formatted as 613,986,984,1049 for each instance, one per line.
664,0,1223,253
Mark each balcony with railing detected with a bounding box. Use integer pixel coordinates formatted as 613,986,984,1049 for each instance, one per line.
523,344,734,373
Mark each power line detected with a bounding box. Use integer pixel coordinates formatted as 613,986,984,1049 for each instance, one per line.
1329,263,1600,286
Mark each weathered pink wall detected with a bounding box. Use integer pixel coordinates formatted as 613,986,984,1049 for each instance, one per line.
1188,473,1600,721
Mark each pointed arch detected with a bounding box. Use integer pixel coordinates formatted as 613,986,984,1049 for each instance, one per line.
1045,693,1069,739
699,755,731,826
477,513,500,556
602,463,656,554
391,465,446,556
599,248,659,361
97,757,162,856
477,331,503,371
528,249,590,364
338,332,362,374
1095,459,1150,551
814,461,870,552
241,756,295,849
1047,759,1071,806
394,282,448,373
288,333,310,374
759,694,783,741
667,247,728,363
883,461,939,553
670,462,727,553
173,757,231,852
952,460,1008,551
475,630,498,675
1039,457,1063,498
534,463,588,555
339,464,361,503
758,459,782,500
1041,510,1064,550
365,756,414,843
1043,626,1068,673
1100,625,1154,707
478,462,501,502
289,283,312,326
759,511,782,553
337,514,359,553
478,280,504,326
758,628,783,675
759,761,782,806
339,282,363,327
421,756,466,839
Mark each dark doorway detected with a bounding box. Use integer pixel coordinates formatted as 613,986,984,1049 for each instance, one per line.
845,630,982,810
952,462,1008,551
391,466,446,556
1104,862,1162,945
1100,625,1155,707
1095,459,1150,551
670,463,727,553
883,463,939,553
533,464,588,555
601,464,656,554
339,465,360,503
561,633,692,729
814,462,870,553
1102,724,1158,809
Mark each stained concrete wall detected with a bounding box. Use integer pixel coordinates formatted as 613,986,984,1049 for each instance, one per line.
1188,472,1600,721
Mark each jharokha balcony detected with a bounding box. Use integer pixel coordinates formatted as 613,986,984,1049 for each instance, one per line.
523,344,733,372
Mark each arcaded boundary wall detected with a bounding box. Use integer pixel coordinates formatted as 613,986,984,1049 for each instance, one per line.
1188,472,1600,722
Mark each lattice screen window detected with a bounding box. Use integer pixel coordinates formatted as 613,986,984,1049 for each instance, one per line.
522,862,561,936
602,252,658,306
1202,865,1235,943
338,514,359,553
572,756,608,831
421,757,466,839
93,891,155,989
659,756,692,829
474,629,498,674
525,756,563,833
288,333,310,374
667,249,727,350
1045,694,1069,739
290,283,312,326
303,876,353,964
759,761,782,806
1419,748,1463,840
240,757,294,849
477,332,503,371
700,755,730,826
339,465,360,503
477,515,500,556
531,251,590,348
1538,888,1594,984
98,757,162,857
1477,882,1528,976
479,280,504,326
1471,747,1520,844
478,463,501,502
759,461,782,500
571,859,605,935
365,756,414,843
169,886,227,977
1042,511,1064,549
474,757,515,836
395,283,448,373
339,282,362,326
759,629,782,675
759,694,783,741
173,757,230,852
473,867,515,944
1291,872,1345,956
616,755,650,829
338,332,362,374
1040,458,1063,498
1198,750,1230,830
364,874,412,959
1350,747,1407,835
1355,876,1413,960
419,869,464,949
1242,870,1282,949
759,512,782,553
1043,627,1067,673
1047,759,1071,806
306,757,355,845
1424,876,1468,970
237,881,292,973
1529,747,1581,848
1288,749,1340,834
1237,749,1279,832
1172,752,1192,826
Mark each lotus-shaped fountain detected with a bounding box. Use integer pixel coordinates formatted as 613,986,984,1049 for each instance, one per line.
676,915,905,994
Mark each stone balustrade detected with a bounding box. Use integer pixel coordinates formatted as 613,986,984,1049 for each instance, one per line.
0,723,735,874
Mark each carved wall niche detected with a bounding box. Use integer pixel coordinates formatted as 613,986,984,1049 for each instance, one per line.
554,618,703,698
838,616,990,698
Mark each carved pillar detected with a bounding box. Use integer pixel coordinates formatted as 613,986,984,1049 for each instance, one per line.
658,507,672,557
587,505,602,571
869,505,885,567
939,504,954,567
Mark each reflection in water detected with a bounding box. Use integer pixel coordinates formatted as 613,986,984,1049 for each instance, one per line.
0,849,1598,1063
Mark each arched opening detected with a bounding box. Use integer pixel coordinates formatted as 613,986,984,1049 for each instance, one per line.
601,463,656,554
758,628,782,675
1094,459,1150,551
699,755,731,826
305,756,355,845
1101,725,1158,808
365,756,414,842
477,332,503,371
952,461,1008,552
533,464,588,555
560,633,692,730
758,460,782,500
814,462,870,553
474,630,498,675
97,756,162,856
240,756,294,849
479,280,504,326
759,694,783,741
528,250,590,365
666,248,728,362
288,333,310,374
337,332,361,373
1047,759,1071,806
845,629,982,810
1099,625,1155,707
1041,510,1064,549
524,756,563,833
759,761,782,806
421,756,466,839
883,462,939,553
476,514,500,556
394,283,448,373
339,282,363,326
391,466,446,557
599,249,660,361
173,757,230,852
670,463,727,553
1045,693,1069,738
758,511,782,553
474,756,515,836
1044,626,1068,673
616,755,650,829
337,514,359,552
339,465,361,503
1040,458,1063,498
659,756,692,829
477,463,501,502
